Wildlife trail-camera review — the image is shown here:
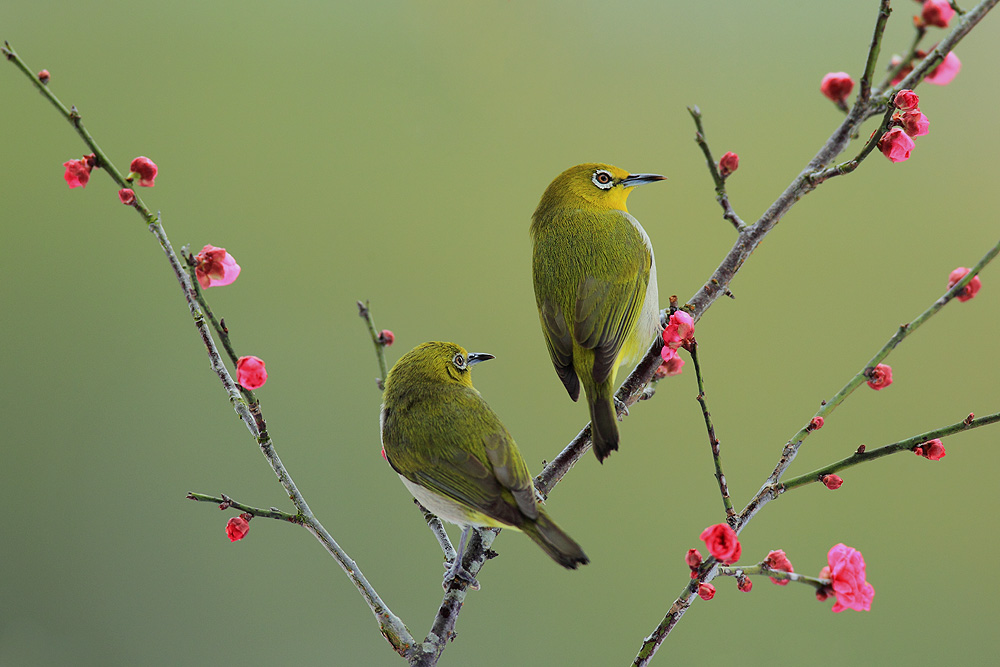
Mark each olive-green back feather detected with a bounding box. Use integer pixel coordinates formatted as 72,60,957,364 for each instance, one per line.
531,207,651,392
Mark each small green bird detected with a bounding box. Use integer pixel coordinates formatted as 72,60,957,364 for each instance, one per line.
531,163,664,463
380,341,589,588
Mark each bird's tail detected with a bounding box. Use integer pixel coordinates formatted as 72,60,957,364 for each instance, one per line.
523,510,589,569
590,395,619,463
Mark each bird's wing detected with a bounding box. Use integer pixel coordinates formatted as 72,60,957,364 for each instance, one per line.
388,389,538,526
573,215,652,385
537,298,580,401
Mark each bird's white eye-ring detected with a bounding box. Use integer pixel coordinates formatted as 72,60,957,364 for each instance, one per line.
453,353,467,370
592,170,614,190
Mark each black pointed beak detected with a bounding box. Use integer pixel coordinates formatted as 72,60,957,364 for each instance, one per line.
621,173,666,187
467,352,495,366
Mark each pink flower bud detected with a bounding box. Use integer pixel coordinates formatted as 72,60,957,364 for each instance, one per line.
226,515,250,542
37,69,50,84
697,582,716,601
378,329,395,346
878,127,915,163
685,548,703,571
128,156,158,187
700,523,741,565
894,89,920,110
118,188,136,205
737,576,753,592
236,355,268,390
922,0,955,28
820,72,855,103
809,416,825,431
194,245,241,288
947,267,982,302
866,363,893,390
765,549,795,585
821,474,844,490
898,109,930,137
914,439,946,460
719,151,739,177
63,155,95,189
926,51,961,85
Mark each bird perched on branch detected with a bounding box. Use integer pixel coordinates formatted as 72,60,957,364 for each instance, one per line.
380,341,589,588
531,163,664,462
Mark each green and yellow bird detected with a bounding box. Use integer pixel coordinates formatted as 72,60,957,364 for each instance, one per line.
531,163,664,463
380,341,589,588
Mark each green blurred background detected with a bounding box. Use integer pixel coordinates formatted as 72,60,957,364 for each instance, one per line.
2,1,998,665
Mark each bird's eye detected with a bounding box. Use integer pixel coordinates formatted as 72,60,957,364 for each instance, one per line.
453,353,467,370
592,170,614,190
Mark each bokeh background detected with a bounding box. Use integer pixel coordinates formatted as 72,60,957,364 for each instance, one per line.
2,1,998,665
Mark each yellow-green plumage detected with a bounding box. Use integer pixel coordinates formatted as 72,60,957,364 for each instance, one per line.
531,163,663,462
380,342,588,579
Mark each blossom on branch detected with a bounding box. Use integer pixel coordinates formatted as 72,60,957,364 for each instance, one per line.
894,89,920,111
820,72,854,104
378,329,395,346
765,549,794,585
697,583,716,601
921,1,955,28
867,363,893,390
194,245,241,288
63,154,96,189
926,51,961,85
37,69,50,84
654,354,685,378
118,188,136,205
878,127,915,163
237,356,268,389
914,439,946,460
719,151,739,177
948,267,981,302
809,416,825,431
685,548,703,577
700,523,741,564
818,544,874,612
737,576,753,592
662,310,694,352
128,156,158,187
821,474,844,490
898,109,930,137
226,515,250,542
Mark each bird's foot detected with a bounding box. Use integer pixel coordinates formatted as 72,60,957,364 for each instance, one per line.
443,557,480,591
614,397,630,421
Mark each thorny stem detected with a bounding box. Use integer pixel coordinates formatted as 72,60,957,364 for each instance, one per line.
3,42,415,658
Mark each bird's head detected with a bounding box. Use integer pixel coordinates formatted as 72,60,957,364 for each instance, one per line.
534,163,665,217
384,341,495,391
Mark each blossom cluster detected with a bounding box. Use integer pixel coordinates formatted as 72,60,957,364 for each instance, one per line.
878,89,930,163
656,310,694,377
688,526,873,614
